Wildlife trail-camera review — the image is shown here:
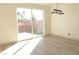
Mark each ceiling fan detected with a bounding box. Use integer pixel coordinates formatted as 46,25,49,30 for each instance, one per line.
51,3,64,15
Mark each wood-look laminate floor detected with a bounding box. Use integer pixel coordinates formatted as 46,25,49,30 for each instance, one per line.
0,43,15,52
31,35,79,55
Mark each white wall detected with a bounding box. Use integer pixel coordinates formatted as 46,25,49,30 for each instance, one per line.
51,3,79,40
0,3,51,44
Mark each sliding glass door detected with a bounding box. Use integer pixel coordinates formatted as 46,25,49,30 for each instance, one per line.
17,8,32,41
32,9,44,38
17,8,44,41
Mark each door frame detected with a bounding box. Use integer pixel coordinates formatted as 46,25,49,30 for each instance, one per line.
16,8,45,40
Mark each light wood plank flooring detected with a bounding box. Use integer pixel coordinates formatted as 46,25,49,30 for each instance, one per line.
31,35,79,55
0,42,15,52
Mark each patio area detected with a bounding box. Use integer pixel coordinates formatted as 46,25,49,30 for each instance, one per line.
17,32,42,41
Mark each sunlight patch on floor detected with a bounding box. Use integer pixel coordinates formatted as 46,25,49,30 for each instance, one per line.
1,40,30,55
0,37,43,55
15,37,43,55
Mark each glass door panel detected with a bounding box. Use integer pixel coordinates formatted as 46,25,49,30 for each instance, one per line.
32,9,44,38
17,8,32,41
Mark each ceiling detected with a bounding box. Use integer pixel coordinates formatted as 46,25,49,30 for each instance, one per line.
35,3,55,6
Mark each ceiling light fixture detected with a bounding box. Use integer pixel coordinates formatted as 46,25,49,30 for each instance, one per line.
51,3,64,15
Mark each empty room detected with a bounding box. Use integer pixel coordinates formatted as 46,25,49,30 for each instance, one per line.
0,3,79,55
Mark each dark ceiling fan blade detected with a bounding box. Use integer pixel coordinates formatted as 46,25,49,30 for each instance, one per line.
58,12,64,14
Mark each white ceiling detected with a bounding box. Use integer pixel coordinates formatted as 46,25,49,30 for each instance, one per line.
36,3,55,6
